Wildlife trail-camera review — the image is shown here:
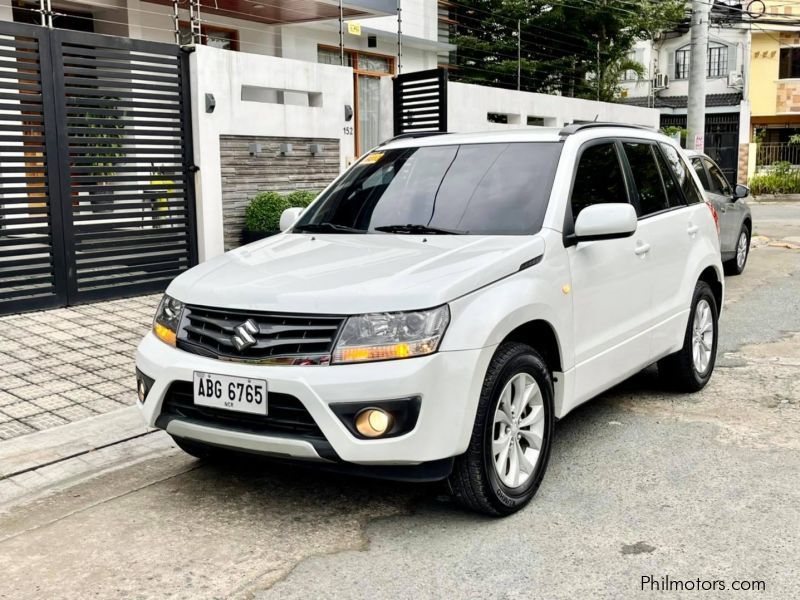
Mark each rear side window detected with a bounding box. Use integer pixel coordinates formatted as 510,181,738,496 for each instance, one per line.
622,142,669,216
569,142,628,222
705,159,732,196
653,147,685,208
660,143,705,205
691,158,711,191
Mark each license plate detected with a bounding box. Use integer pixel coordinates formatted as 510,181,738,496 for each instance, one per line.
193,372,267,415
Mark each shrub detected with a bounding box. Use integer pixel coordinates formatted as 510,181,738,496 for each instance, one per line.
244,191,290,232
285,189,318,208
749,161,800,195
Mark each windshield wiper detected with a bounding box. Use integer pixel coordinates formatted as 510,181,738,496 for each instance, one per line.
293,222,366,234
374,224,466,235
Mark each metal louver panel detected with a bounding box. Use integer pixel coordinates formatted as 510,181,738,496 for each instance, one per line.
52,29,197,302
393,68,448,136
0,22,66,313
0,22,197,315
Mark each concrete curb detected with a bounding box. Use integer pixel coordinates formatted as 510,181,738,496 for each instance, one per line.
0,406,149,479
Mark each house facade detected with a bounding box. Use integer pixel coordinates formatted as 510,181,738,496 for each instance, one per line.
619,5,750,184
1,0,451,156
748,0,800,169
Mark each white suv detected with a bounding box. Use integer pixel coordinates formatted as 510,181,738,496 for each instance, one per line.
135,124,723,516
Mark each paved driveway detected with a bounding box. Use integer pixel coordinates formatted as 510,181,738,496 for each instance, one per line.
0,295,159,439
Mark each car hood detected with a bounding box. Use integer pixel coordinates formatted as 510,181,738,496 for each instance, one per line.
167,233,546,314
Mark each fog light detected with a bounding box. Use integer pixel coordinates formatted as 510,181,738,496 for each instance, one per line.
137,378,147,403
354,408,394,438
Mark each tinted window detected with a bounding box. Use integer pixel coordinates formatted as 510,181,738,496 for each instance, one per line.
691,158,711,191
569,142,628,222
653,147,684,208
705,159,732,196
660,143,705,205
622,142,669,216
295,143,563,235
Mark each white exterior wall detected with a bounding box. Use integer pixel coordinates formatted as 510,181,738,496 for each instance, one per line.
365,0,438,42
620,28,748,102
0,0,12,21
447,82,660,132
190,46,355,261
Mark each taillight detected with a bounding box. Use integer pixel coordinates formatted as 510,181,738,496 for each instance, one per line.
706,201,720,237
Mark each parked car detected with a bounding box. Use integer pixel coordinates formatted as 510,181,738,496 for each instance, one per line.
136,125,724,516
685,150,752,275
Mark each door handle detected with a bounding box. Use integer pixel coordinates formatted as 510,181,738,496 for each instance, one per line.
634,242,651,256
687,224,699,235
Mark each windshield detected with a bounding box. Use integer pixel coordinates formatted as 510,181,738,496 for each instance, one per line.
293,142,563,235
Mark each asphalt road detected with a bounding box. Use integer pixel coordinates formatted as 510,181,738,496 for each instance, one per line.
0,203,797,600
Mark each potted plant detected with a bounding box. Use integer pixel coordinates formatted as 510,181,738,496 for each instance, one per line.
241,190,319,244
242,191,289,244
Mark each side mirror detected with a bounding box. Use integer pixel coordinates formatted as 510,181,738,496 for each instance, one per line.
569,203,637,245
733,184,750,200
280,207,304,232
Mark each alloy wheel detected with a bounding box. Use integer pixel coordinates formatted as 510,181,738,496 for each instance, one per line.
692,299,714,374
737,231,748,269
491,372,545,489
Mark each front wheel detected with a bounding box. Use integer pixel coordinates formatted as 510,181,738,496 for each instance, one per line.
658,281,719,392
724,224,750,276
448,342,554,516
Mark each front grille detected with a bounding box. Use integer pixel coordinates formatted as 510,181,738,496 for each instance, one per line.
177,304,345,363
160,381,325,440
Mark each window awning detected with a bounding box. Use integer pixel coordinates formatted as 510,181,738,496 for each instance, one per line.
145,0,396,26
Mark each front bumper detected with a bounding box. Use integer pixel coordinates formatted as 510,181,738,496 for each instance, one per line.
136,332,493,466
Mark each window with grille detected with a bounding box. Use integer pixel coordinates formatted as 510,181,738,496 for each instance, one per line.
674,43,728,79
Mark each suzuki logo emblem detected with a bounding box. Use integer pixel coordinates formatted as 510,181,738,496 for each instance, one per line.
232,319,258,351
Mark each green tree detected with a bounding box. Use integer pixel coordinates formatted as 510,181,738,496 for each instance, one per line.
449,0,685,101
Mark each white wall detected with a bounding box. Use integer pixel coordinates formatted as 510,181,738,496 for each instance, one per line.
447,82,660,132
190,45,355,261
365,0,437,42
0,0,12,21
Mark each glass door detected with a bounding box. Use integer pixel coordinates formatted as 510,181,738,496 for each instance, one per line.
357,75,381,154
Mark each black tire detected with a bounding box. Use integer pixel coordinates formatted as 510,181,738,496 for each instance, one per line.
723,223,750,276
658,281,719,392
448,342,554,517
171,435,230,461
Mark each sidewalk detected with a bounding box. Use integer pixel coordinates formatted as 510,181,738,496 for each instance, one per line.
0,295,160,440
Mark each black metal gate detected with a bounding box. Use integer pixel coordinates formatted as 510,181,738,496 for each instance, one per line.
661,112,740,183
393,68,448,136
0,22,196,315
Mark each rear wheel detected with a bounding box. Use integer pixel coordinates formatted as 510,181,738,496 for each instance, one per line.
448,342,554,516
724,224,750,276
658,281,718,392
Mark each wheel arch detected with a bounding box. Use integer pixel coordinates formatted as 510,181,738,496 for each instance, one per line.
698,264,723,311
500,319,563,374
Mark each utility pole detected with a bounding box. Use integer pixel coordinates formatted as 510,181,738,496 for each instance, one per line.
687,0,710,151
517,19,521,91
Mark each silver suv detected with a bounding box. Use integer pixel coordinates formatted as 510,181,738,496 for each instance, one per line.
686,151,752,275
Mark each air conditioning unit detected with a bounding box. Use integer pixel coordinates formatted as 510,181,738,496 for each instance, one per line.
728,71,744,88
653,72,670,90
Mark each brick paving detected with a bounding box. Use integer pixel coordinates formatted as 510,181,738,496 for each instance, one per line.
0,294,160,440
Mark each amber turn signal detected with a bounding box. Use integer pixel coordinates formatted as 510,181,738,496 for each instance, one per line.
153,322,177,346
354,408,394,438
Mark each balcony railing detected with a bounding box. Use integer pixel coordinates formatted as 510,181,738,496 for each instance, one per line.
756,142,800,167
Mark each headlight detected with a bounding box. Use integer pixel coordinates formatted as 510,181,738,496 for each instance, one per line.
153,294,183,347
332,305,450,364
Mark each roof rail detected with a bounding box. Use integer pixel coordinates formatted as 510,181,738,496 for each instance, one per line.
379,131,452,145
558,122,654,136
